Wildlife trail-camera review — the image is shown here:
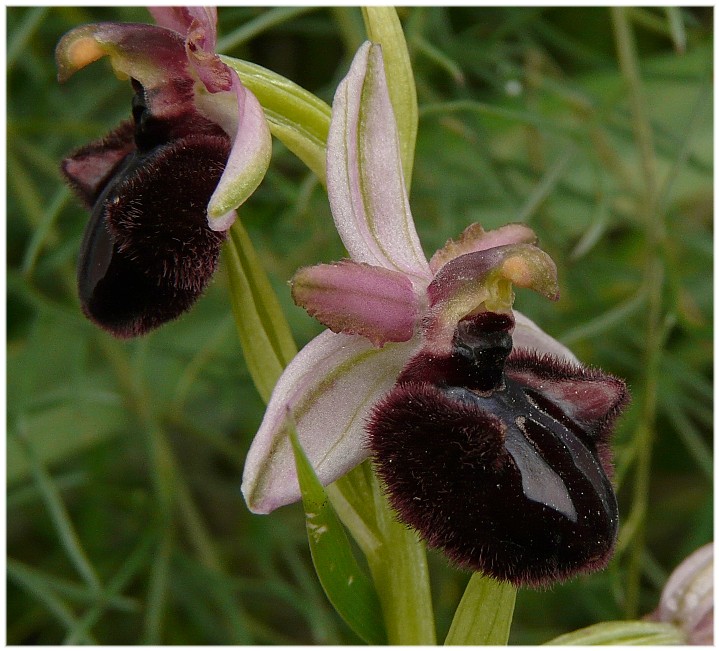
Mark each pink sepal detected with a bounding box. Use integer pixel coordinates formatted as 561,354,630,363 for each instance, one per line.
291,260,419,346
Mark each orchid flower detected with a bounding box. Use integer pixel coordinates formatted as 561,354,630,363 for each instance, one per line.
56,7,271,337
242,42,628,586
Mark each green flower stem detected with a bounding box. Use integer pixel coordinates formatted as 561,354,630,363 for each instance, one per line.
327,464,382,557
445,574,516,645
611,7,665,619
225,220,436,642
329,464,436,645
223,21,436,639
367,477,436,645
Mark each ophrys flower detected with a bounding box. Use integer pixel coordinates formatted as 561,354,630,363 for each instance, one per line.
57,7,271,337
243,42,627,586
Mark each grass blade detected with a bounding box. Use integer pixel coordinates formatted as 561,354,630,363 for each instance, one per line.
11,425,102,594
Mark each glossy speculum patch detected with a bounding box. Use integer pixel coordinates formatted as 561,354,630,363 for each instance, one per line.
63,81,230,338
368,312,628,587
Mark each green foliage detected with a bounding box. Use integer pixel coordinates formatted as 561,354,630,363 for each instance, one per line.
289,423,386,644
7,6,712,644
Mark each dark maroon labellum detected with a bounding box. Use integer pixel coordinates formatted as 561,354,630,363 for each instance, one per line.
368,312,628,587
63,81,231,338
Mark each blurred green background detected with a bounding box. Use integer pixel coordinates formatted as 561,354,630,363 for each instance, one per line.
7,6,712,645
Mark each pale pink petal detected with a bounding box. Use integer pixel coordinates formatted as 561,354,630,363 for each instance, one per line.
650,543,713,645
206,72,272,228
513,311,578,363
429,222,538,274
242,330,420,513
291,260,419,346
326,41,431,281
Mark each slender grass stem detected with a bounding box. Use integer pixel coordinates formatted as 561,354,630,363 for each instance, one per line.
98,337,225,573
64,533,153,644
11,425,103,595
217,7,319,53
411,34,465,85
143,525,174,644
97,336,232,642
611,7,665,618
7,7,47,70
172,315,235,410
20,187,70,275
7,559,97,644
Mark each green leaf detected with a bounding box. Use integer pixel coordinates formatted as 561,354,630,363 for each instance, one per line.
444,573,516,645
545,621,685,645
222,56,331,183
361,7,418,185
222,220,297,403
289,420,387,645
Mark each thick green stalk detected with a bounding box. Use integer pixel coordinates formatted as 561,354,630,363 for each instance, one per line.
611,7,664,618
364,470,436,645
223,220,298,402
329,461,436,644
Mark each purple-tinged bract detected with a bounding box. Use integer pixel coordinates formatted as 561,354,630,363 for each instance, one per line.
368,311,628,587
